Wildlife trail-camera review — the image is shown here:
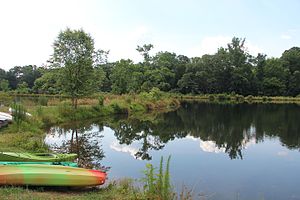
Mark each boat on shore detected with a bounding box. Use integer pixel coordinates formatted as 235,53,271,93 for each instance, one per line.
0,164,106,186
0,152,77,162
0,112,12,122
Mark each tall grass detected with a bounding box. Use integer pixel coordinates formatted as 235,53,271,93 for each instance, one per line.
142,155,174,200
11,102,27,130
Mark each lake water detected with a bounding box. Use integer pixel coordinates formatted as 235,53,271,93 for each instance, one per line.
45,102,300,200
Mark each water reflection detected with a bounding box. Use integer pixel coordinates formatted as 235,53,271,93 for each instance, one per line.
45,102,300,199
47,121,105,169
46,102,300,162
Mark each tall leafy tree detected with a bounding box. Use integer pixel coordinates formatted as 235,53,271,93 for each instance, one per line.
263,58,286,96
227,37,254,95
110,59,144,94
136,44,154,64
51,28,98,108
253,53,267,95
281,47,300,96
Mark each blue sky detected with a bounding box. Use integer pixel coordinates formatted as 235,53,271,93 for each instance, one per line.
0,0,299,70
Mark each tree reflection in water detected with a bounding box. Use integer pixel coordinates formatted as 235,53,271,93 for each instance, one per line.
48,121,106,169
107,102,300,160
46,102,300,163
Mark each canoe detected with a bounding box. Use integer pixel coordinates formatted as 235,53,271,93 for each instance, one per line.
0,164,106,186
0,152,77,162
0,162,78,167
0,112,12,121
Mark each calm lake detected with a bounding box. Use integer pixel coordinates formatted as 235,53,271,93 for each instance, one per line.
45,102,300,200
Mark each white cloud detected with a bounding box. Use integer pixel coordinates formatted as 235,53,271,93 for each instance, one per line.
185,133,256,154
199,140,226,153
110,140,141,159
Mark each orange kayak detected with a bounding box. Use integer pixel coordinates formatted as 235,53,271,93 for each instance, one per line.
0,164,106,186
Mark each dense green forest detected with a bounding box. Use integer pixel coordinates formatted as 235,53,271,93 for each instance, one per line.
1,29,300,97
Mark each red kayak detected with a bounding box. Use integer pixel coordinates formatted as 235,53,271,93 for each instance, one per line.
0,164,107,186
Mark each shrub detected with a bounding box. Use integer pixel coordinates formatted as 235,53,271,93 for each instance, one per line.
98,95,105,106
262,96,268,102
110,102,128,114
0,92,13,106
245,95,254,102
235,94,245,102
208,95,215,101
38,96,48,106
149,87,163,100
125,96,132,104
57,101,73,118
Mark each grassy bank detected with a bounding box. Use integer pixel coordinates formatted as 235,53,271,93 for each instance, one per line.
0,180,146,200
0,91,180,152
175,93,300,104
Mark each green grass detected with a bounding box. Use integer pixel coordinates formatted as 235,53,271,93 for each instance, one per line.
141,156,174,200
177,93,300,104
0,180,143,200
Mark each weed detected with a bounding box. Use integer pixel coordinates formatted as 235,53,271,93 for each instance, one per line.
142,155,174,200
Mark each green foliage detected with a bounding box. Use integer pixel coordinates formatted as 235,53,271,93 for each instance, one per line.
98,95,105,106
16,82,30,94
51,28,106,108
110,59,144,94
217,94,231,101
245,95,254,102
0,92,13,106
2,36,300,98
149,87,163,100
142,155,174,200
11,102,27,130
262,96,268,102
38,96,48,106
57,101,73,118
136,44,154,63
208,94,215,101
0,79,9,91
110,101,129,114
3,65,41,90
129,103,146,112
235,94,245,102
33,69,61,94
139,87,164,101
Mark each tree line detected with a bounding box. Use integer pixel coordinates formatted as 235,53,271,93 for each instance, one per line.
0,29,300,97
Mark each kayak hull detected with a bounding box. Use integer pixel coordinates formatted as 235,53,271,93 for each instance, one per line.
0,152,77,162
0,165,106,186
0,112,12,121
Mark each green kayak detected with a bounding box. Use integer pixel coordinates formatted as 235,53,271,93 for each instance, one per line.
0,152,77,162
0,164,106,186
0,162,78,167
